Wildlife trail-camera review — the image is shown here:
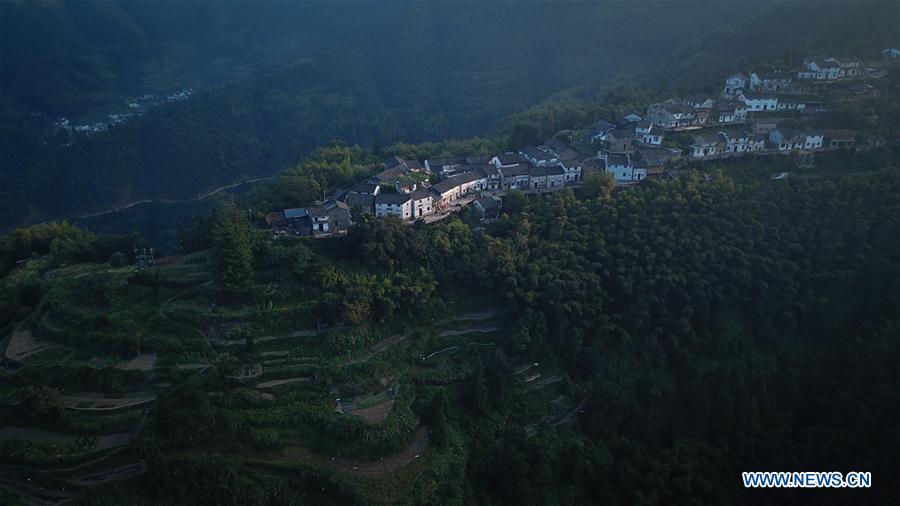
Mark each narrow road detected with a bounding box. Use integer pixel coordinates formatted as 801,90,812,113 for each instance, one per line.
79,177,275,219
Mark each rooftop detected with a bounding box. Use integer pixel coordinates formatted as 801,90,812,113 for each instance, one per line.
375,193,412,205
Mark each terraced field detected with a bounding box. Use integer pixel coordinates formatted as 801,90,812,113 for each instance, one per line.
0,245,594,506
0,252,532,504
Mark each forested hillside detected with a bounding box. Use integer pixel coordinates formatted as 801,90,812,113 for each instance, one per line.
1,158,898,504
3,1,896,231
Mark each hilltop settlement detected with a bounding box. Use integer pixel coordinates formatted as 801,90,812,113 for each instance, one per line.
269,53,897,236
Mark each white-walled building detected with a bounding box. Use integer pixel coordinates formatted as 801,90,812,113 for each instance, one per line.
740,93,778,112
375,193,413,220
724,73,749,95
803,132,824,150
769,129,805,151
689,134,720,158
599,152,645,182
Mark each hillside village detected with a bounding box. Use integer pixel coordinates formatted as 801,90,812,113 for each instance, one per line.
269,53,898,236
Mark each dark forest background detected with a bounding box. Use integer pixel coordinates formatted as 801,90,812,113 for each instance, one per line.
2,0,897,231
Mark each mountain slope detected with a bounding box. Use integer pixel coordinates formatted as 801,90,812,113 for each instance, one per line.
1,1,897,230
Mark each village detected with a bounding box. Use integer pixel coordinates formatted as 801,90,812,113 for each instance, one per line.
269,51,898,237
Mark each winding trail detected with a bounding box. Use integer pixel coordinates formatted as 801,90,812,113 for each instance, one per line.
282,425,430,478
79,177,275,219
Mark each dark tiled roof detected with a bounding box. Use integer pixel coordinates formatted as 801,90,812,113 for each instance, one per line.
431,177,464,194
717,129,750,141
385,155,405,169
606,128,635,141
375,193,412,205
544,138,569,151
495,152,527,165
522,146,554,160
691,134,719,146
466,155,491,165
529,166,550,177
307,205,331,219
410,188,433,201
557,148,585,162
428,158,465,170
499,164,531,177
373,164,410,182
604,153,630,167
479,164,499,177
456,169,487,184
283,208,308,219
350,182,379,194
581,158,605,170
591,120,615,132
547,165,566,176
346,193,375,209
475,196,502,211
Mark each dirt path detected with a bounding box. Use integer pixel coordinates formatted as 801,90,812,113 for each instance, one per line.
340,334,408,368
62,394,156,411
554,396,588,427
438,324,501,337
255,377,310,389
79,177,275,219
349,399,396,423
370,334,406,354
70,462,147,486
213,328,318,347
437,310,498,325
5,329,56,362
116,353,156,371
335,426,429,476
524,375,562,392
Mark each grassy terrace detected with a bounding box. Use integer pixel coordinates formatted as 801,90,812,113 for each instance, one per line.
0,237,573,505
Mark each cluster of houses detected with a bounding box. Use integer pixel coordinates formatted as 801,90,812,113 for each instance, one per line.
269,139,603,234
269,52,891,236
641,53,889,161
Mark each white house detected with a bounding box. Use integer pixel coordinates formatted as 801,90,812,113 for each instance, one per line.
491,152,528,169
557,149,585,183
713,101,748,123
499,164,531,190
740,93,778,112
804,59,840,80
684,94,714,109
717,130,752,154
748,134,767,152
775,98,808,111
599,152,644,182
750,72,792,92
588,120,616,144
724,73,749,95
635,121,664,145
802,132,824,150
375,193,413,220
521,146,558,167
768,129,805,151
456,169,489,194
545,165,567,188
883,48,900,59
425,158,464,176
409,189,434,219
825,57,863,78
689,134,720,158
647,100,705,130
